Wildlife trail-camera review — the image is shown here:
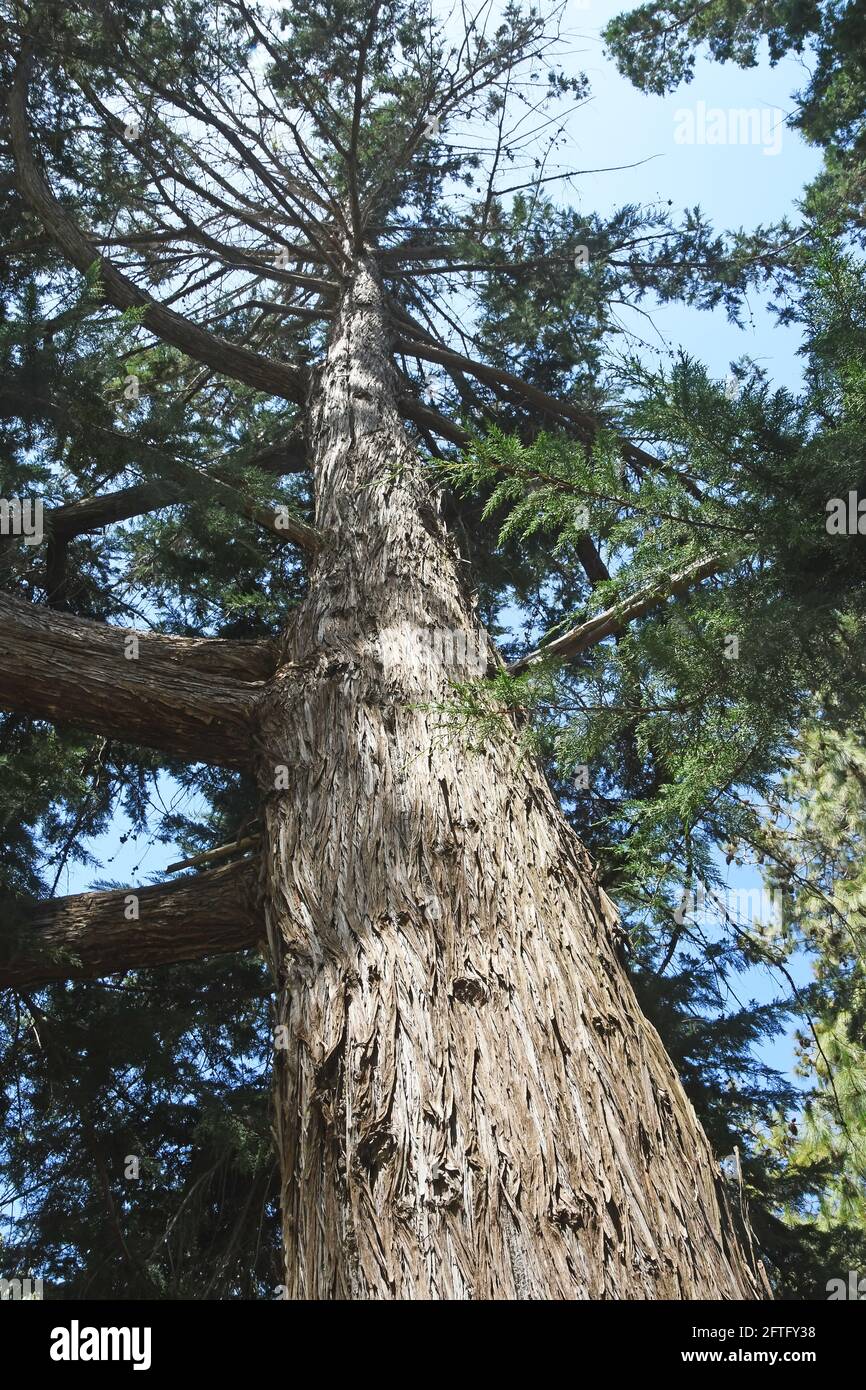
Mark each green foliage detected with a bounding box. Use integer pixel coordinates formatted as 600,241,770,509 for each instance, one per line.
1,0,865,1301
0,954,279,1298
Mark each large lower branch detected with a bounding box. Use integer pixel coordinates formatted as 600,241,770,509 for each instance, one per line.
48,479,182,539
0,594,265,764
0,859,261,990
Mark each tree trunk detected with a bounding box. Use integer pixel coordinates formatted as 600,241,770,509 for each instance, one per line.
257,256,766,1299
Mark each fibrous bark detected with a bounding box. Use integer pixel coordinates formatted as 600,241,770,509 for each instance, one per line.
257,257,767,1300
0,593,265,764
0,858,260,989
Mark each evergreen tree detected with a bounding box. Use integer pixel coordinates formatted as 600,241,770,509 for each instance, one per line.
1,0,862,1298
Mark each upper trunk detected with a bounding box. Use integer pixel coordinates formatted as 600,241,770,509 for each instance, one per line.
257,256,767,1299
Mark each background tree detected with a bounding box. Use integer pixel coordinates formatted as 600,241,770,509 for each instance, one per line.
600,0,866,1295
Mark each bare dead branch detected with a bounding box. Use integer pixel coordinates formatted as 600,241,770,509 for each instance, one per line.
508,554,727,672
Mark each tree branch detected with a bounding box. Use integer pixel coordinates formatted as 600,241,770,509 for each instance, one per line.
508,554,726,673
8,55,308,404
392,331,600,436
398,393,470,446
45,479,191,539
129,439,321,554
0,386,319,554
0,858,261,990
39,440,305,547
392,328,697,488
0,594,267,763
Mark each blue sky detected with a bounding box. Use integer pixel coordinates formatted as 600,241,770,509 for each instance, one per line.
556,0,821,383
59,0,822,1078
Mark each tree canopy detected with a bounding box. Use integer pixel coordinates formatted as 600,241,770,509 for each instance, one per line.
0,0,864,1297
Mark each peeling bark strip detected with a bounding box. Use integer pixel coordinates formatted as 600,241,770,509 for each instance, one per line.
258,258,766,1300
0,594,265,765
0,859,260,990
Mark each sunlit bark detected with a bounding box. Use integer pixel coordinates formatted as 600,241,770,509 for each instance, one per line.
258,257,767,1299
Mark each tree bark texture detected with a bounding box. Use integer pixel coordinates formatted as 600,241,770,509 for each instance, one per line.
0,859,259,990
257,257,767,1299
0,593,266,765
